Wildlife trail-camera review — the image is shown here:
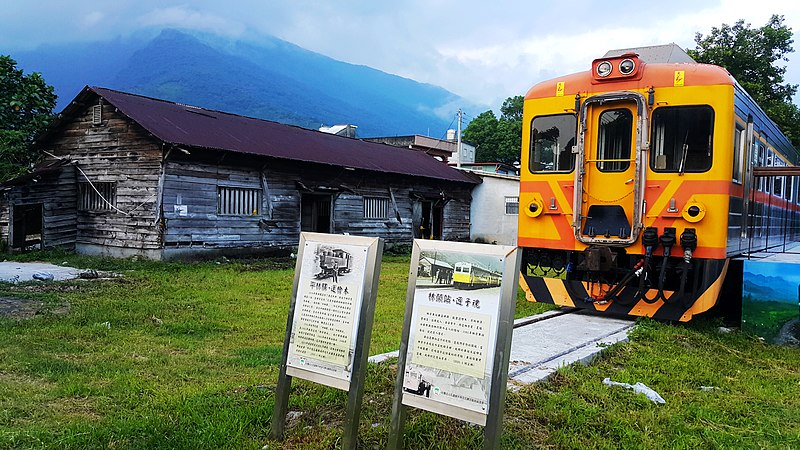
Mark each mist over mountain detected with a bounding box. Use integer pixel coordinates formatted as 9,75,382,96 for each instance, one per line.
12,29,484,137
743,272,799,304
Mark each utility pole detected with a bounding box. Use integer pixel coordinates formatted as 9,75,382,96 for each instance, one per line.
456,108,462,168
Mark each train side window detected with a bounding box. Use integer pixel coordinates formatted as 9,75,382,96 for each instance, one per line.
597,108,632,172
774,158,786,198
755,142,766,191
774,176,783,198
733,125,744,183
650,106,713,173
530,114,576,172
765,149,775,194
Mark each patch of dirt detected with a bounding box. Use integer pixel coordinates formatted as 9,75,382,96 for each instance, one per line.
46,396,102,421
0,296,70,319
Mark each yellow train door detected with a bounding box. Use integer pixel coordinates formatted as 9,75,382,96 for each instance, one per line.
573,92,648,246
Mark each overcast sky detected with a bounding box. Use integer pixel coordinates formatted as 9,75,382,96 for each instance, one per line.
2,1,799,110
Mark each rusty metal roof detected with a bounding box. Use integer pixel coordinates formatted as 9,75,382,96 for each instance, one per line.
89,87,478,184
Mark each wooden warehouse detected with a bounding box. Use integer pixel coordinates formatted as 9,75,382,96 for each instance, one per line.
0,87,479,259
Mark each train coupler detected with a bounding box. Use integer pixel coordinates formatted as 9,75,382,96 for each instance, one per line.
578,246,616,272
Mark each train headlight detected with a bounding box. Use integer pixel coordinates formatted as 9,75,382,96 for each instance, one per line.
682,199,706,223
525,198,544,218
596,61,613,78
619,58,636,75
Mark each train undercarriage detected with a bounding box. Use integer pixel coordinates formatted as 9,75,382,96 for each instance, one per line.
519,233,729,321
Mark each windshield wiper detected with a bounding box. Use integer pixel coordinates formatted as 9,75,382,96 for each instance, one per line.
678,130,690,175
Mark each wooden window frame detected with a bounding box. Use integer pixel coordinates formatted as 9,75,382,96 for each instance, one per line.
363,197,389,219
217,186,262,216
78,181,116,211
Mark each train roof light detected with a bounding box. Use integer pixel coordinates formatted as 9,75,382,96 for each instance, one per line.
597,61,613,78
619,58,636,75
591,53,643,82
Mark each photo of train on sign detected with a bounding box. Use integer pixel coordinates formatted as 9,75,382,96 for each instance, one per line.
452,262,502,290
518,47,800,322
314,247,353,281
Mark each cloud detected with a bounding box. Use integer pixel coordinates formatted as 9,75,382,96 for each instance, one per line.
82,11,105,28
395,1,800,108
2,0,799,108
137,6,247,37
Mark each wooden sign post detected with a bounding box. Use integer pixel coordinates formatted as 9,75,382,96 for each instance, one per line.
271,232,384,449
388,239,520,449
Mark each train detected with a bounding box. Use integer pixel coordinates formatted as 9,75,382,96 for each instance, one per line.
453,262,502,289
315,248,352,279
518,50,800,321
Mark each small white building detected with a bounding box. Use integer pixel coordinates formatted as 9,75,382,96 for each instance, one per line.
319,124,358,138
465,170,519,246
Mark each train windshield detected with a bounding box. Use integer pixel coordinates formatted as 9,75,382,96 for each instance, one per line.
530,114,576,172
650,106,714,172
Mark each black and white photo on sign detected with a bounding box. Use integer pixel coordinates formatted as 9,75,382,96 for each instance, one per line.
403,249,505,415
287,241,368,384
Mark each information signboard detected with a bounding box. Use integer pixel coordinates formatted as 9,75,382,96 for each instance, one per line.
272,232,383,448
390,239,520,435
286,239,369,389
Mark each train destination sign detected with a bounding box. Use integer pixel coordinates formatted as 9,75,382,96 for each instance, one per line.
285,234,379,389
389,240,520,445
273,232,384,447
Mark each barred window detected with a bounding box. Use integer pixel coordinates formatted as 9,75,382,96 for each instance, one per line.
218,186,261,215
505,196,519,215
364,197,389,219
79,182,116,211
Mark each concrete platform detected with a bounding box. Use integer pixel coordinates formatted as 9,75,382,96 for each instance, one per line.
508,309,634,385
369,308,635,385
0,261,81,282
743,241,800,262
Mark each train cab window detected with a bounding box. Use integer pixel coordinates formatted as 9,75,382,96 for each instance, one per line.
650,106,713,173
597,108,632,172
530,114,576,172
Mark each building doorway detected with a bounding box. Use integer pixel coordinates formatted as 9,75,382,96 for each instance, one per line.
413,200,444,240
300,194,332,233
11,203,43,249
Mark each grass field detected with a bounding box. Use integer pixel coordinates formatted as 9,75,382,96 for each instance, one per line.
1,251,799,449
742,297,798,343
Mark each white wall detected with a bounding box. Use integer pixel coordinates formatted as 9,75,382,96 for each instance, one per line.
469,173,519,246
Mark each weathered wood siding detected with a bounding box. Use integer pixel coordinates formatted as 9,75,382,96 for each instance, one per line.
0,191,8,247
38,98,163,256
9,91,474,259
161,160,298,249
6,166,77,249
442,197,471,241
162,156,473,253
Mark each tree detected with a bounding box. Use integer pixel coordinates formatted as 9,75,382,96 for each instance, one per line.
0,55,57,181
463,95,523,164
688,15,800,146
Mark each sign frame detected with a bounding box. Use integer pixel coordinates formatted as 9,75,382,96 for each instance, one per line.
271,232,384,448
388,239,521,449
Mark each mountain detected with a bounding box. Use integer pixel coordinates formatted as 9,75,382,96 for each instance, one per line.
743,272,799,303
12,29,483,137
